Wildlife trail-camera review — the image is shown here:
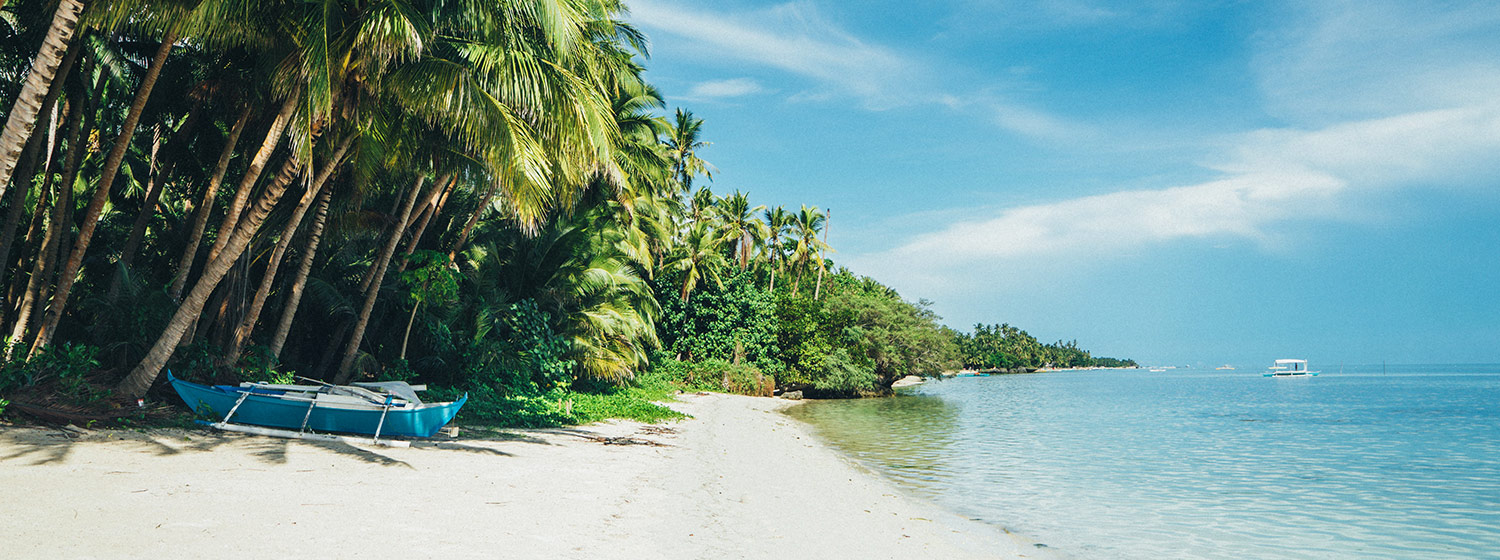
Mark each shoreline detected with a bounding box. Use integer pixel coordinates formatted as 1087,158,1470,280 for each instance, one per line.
1,393,1047,559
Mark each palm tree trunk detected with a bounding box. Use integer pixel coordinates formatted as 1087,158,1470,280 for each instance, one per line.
117,155,303,397
334,174,426,384
106,122,166,301
814,209,829,300
447,180,499,261
394,173,452,275
170,106,250,301
768,253,776,292
0,126,45,304
29,28,177,356
4,126,60,314
0,0,86,200
5,96,82,358
224,136,352,363
398,301,420,361
0,38,79,303
8,87,86,349
204,94,298,266
112,103,200,300
267,185,332,361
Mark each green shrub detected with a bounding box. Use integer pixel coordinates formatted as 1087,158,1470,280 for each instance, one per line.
812,349,879,395
1,343,102,403
236,346,295,385
429,383,685,428
430,385,574,428
565,389,685,424
648,356,773,396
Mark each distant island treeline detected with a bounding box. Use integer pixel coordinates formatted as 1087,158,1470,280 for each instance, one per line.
956,324,1137,371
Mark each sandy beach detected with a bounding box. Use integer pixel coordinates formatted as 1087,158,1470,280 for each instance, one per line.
1,393,1046,559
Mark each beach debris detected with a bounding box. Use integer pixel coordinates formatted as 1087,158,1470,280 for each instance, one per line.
581,435,670,447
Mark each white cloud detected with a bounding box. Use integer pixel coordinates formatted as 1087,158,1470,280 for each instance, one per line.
686,78,766,99
854,102,1500,292
631,0,1087,140
848,1,1500,296
630,0,908,106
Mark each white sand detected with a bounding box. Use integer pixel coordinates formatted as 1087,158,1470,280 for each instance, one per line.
0,393,1049,559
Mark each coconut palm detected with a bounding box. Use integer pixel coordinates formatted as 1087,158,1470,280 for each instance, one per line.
717,190,766,269
761,205,790,291
666,220,729,302
665,107,711,193
790,205,828,296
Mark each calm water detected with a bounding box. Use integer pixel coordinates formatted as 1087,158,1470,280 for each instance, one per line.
786,365,1500,559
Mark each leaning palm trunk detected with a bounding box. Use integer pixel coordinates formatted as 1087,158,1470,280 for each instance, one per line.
814,209,830,300
0,0,85,200
6,90,85,353
393,174,452,275
29,29,177,356
117,156,303,397
224,137,352,363
447,180,499,261
267,185,332,361
0,39,79,290
6,128,75,358
112,106,199,300
334,175,426,384
0,128,45,304
205,94,298,266
169,106,250,301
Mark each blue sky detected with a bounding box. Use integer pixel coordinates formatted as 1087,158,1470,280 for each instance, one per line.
628,0,1500,366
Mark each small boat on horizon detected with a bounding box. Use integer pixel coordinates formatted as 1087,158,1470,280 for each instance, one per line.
167,372,466,445
1216,364,1236,370
1264,359,1319,378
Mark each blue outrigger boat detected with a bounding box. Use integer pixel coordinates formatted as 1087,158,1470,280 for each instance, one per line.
168,372,466,445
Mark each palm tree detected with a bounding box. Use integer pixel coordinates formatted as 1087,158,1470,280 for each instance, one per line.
666,221,729,302
761,205,790,291
687,186,716,226
791,205,828,296
717,190,766,269
665,108,711,193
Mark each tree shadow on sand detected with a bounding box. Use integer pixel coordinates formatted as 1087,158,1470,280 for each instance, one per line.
0,425,529,467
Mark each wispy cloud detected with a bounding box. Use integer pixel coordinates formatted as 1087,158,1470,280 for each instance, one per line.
685,78,766,99
630,1,909,107
631,0,1088,140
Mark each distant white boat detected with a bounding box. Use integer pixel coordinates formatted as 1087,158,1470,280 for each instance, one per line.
1264,359,1319,377
1148,367,1167,372
1216,364,1236,370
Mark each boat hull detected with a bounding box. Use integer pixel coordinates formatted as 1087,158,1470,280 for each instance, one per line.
168,373,465,438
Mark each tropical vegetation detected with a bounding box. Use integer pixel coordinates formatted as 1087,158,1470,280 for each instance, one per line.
0,0,1129,428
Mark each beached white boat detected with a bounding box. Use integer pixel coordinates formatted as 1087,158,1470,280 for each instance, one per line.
1264,359,1318,377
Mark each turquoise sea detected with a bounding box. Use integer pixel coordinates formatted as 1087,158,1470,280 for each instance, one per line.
785,365,1500,559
